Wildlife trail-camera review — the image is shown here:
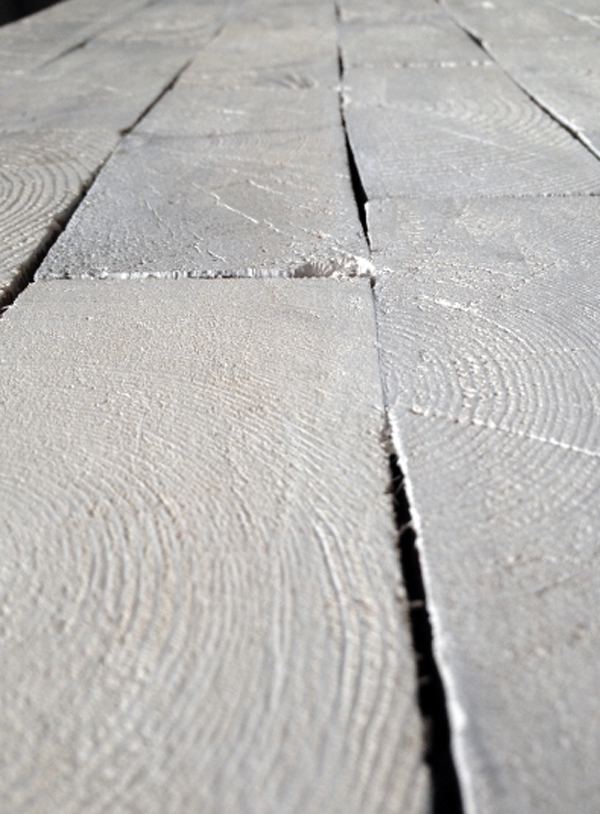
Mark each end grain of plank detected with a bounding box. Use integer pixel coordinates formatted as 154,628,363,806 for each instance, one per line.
0,278,429,814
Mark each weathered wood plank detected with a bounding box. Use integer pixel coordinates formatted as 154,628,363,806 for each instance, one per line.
36,127,369,280
441,0,596,42
0,128,116,303
338,0,444,25
0,42,194,136
0,278,429,814
339,17,490,68
36,20,368,280
180,23,339,91
370,196,600,814
0,32,213,303
342,63,600,198
442,0,600,155
0,0,150,85
471,34,600,157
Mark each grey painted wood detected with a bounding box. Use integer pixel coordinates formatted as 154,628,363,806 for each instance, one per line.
342,63,600,198
0,42,193,136
36,127,369,280
95,2,230,47
551,0,600,26
489,37,600,156
0,128,116,304
0,278,429,814
370,196,600,813
181,22,339,91
37,20,368,280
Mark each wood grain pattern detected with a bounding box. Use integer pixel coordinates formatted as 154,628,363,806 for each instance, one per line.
370,197,600,813
0,278,429,814
37,127,369,280
181,23,338,90
337,0,444,25
342,63,600,198
0,24,207,303
453,21,600,157
0,42,193,136
0,129,115,303
37,17,368,281
440,0,596,43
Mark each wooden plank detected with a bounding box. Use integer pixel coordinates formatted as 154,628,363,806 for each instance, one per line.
550,0,600,25
475,37,600,156
0,0,150,86
443,0,600,154
0,42,194,136
181,23,339,90
339,17,490,68
95,1,232,47
338,0,444,25
0,278,429,814
37,20,368,280
369,196,600,814
441,0,596,43
36,127,369,280
342,63,600,198
0,128,116,304
0,37,201,303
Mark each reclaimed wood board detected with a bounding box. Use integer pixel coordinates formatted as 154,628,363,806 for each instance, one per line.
369,196,600,814
0,278,429,814
467,33,600,157
36,126,368,280
37,21,368,280
0,0,150,85
440,0,597,42
339,17,489,68
342,63,600,199
337,0,444,25
0,33,212,303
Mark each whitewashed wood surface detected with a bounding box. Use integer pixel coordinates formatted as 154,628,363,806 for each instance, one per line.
0,279,428,814
0,0,150,85
442,0,600,157
369,195,600,810
342,61,600,198
0,2,227,304
4,0,600,812
337,0,600,812
37,18,368,281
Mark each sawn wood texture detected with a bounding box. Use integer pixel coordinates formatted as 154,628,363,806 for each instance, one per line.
37,21,368,281
0,279,429,814
0,2,225,305
4,0,600,812
369,196,600,814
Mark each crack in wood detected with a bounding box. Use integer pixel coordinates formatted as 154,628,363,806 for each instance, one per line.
388,451,465,814
336,43,370,247
367,272,465,812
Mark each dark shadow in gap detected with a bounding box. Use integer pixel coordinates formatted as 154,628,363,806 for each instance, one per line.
389,454,464,814
1,0,62,26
